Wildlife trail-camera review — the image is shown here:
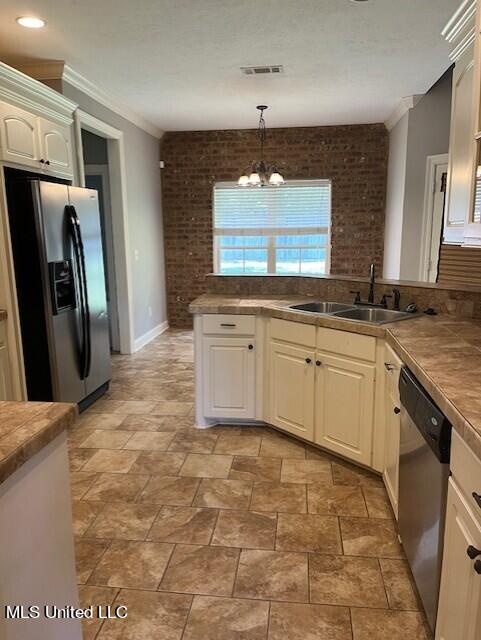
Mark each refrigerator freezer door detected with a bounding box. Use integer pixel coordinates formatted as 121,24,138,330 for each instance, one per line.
37,181,86,402
68,186,111,396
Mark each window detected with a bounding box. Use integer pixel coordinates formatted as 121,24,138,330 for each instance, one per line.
213,180,331,275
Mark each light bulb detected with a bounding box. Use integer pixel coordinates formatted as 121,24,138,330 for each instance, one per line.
238,175,250,186
249,172,261,185
16,16,46,28
269,172,285,185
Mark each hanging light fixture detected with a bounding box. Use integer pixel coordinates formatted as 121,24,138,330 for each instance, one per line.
238,105,285,187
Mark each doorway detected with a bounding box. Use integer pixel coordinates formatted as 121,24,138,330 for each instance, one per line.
420,154,449,282
82,134,121,352
74,110,134,354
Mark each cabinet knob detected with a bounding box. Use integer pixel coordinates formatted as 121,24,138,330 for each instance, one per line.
394,407,401,414
305,358,312,364
248,344,254,350
473,492,481,509
384,362,394,371
475,560,481,575
39,158,45,163
45,160,50,165
467,545,481,559
316,360,322,367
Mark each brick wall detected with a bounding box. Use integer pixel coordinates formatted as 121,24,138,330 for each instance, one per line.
161,124,389,326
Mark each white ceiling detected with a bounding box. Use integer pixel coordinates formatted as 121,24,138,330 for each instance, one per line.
0,0,459,132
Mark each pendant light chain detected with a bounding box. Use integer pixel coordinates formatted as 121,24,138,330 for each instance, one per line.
237,105,285,187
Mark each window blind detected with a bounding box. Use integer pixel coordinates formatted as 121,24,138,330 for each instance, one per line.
213,180,331,235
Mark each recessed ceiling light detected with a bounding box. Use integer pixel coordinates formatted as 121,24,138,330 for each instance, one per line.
16,16,46,29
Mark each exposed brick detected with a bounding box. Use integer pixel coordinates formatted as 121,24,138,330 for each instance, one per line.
161,125,389,327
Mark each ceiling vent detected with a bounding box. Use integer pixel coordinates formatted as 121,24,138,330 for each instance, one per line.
241,65,284,76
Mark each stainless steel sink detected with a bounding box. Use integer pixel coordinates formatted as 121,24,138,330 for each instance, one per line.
332,307,416,324
290,302,356,314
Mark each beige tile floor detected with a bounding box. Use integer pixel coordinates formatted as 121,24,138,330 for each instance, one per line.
67,329,432,639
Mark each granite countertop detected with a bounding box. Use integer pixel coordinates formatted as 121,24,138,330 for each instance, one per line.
190,294,481,461
0,401,77,484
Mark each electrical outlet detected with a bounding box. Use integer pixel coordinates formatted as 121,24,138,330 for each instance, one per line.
134,249,139,262
148,306,152,318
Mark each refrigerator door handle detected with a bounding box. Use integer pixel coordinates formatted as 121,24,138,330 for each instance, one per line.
66,205,91,380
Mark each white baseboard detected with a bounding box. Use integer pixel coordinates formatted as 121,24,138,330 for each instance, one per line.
133,320,169,352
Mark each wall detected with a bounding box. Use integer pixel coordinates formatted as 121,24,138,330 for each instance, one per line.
383,112,409,279
206,274,481,319
162,125,389,327
401,68,453,280
62,82,168,344
383,68,453,280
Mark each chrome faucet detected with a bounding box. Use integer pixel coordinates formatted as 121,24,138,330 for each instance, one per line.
368,263,375,304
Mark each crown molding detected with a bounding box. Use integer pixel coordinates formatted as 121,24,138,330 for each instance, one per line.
15,60,66,81
63,65,163,138
384,95,422,131
442,0,476,61
0,60,77,124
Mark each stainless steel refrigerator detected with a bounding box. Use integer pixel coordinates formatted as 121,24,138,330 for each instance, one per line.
6,171,111,408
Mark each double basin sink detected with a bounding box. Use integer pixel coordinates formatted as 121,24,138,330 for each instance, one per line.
289,301,415,324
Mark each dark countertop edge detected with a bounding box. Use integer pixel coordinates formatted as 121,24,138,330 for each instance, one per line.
0,403,78,485
190,295,481,461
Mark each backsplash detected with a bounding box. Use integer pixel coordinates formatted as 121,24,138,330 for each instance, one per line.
206,275,481,319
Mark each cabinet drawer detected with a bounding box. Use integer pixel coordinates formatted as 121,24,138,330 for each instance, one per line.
316,327,376,362
451,430,481,527
203,314,256,336
270,318,316,347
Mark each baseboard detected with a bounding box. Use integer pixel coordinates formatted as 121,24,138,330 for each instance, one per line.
133,320,169,352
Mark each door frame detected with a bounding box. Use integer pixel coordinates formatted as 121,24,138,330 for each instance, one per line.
84,164,121,352
419,153,449,281
73,109,134,354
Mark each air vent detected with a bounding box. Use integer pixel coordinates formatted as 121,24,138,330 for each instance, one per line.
241,65,284,76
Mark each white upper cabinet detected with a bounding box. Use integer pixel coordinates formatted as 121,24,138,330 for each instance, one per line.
443,0,480,244
38,118,73,176
0,103,41,169
445,44,476,243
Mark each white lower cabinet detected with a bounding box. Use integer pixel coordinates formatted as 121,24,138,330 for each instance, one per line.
269,340,315,440
202,337,256,419
436,479,481,639
383,344,403,519
314,352,375,465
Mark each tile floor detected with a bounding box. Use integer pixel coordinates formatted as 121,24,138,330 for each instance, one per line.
67,330,431,639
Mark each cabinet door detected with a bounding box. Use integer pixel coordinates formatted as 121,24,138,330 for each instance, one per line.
444,44,476,243
315,353,375,465
38,118,73,177
0,103,41,168
383,386,400,519
203,337,255,419
0,345,12,400
269,340,315,440
436,480,481,640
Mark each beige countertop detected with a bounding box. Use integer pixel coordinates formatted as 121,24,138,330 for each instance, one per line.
190,294,481,461
0,401,77,484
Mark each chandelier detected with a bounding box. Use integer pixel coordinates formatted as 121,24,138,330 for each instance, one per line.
238,105,285,187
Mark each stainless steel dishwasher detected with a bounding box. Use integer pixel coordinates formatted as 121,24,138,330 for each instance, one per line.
398,366,452,632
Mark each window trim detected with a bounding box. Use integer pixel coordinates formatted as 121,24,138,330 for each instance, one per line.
212,179,332,276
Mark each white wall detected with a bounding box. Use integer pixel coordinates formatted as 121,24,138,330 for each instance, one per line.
383,68,452,280
62,82,168,343
383,112,409,279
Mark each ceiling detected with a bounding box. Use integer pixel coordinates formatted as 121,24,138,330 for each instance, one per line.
0,0,459,132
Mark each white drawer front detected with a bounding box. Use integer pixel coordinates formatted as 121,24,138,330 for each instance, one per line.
202,314,256,336
317,326,376,362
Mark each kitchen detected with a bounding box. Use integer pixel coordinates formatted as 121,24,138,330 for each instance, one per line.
0,1,480,639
